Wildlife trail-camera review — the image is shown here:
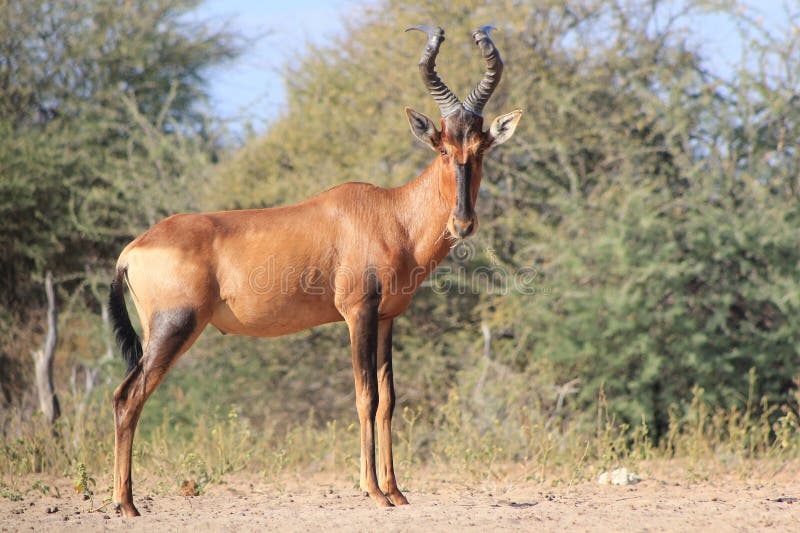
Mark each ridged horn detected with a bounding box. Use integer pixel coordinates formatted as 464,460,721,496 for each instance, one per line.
462,26,504,117
406,25,462,118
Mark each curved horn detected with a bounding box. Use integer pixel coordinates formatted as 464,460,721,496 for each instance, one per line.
406,25,462,118
463,26,504,117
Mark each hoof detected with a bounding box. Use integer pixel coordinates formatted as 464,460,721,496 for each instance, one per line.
114,501,141,518
364,490,394,507
387,490,409,506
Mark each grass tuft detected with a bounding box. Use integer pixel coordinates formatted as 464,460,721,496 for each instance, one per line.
2,374,799,492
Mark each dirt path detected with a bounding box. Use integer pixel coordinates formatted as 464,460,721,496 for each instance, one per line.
2,469,799,531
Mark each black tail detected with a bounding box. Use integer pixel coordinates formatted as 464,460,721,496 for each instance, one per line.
109,267,143,374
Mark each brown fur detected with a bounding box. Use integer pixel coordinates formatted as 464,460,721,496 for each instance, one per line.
112,155,452,515
110,88,522,521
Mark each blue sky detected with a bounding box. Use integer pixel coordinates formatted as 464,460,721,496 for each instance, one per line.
193,1,791,134
192,0,352,132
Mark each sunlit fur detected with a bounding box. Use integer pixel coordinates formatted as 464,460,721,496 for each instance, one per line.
109,42,521,521
110,141,467,516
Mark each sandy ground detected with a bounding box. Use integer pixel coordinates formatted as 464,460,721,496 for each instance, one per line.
2,466,799,532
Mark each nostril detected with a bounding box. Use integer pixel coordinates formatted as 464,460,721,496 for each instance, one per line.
454,220,474,238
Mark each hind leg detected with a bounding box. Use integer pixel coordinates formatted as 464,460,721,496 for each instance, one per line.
112,308,204,517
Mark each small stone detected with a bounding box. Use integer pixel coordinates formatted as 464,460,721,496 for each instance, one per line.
598,467,641,486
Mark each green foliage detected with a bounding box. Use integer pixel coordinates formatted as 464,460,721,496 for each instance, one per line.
0,0,238,302
3,375,799,490
72,462,96,499
0,0,239,411
3,0,800,490
0,486,23,501
204,0,800,438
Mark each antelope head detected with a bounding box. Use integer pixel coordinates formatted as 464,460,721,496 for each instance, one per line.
406,25,522,239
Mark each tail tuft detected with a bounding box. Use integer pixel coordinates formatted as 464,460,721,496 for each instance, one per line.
109,267,143,374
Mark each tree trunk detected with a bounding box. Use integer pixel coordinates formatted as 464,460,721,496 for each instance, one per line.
31,271,60,424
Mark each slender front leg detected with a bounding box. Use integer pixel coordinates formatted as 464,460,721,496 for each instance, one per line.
376,318,409,505
346,302,392,507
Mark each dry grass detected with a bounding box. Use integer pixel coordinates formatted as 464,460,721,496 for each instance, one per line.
3,374,799,507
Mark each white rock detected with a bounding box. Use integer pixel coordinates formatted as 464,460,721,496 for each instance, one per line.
597,467,641,486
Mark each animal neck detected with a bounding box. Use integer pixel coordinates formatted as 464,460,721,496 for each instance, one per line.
395,157,454,269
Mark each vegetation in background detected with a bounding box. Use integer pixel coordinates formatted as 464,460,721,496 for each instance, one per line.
202,0,800,439
0,0,238,412
2,0,800,492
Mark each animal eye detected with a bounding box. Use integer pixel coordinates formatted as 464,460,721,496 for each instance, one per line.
440,148,448,157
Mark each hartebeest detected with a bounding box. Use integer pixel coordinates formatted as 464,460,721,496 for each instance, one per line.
109,25,521,516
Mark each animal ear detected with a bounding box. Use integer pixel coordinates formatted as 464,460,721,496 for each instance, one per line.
405,107,441,151
486,109,523,151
